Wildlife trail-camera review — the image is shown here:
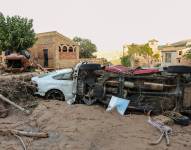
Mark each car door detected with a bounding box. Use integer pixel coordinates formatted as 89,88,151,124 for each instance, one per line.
52,72,74,100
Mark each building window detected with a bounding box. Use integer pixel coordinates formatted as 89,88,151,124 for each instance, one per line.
165,53,171,63
179,51,182,55
74,47,76,52
69,46,73,52
177,58,181,63
58,46,61,52
63,46,67,52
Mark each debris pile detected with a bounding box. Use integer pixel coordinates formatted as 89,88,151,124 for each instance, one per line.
0,79,36,102
1,101,190,150
0,73,38,118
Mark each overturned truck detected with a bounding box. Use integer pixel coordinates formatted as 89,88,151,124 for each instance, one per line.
75,63,191,114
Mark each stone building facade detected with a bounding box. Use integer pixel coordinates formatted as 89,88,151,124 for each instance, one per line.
29,31,79,68
123,38,191,67
123,39,161,67
159,39,191,67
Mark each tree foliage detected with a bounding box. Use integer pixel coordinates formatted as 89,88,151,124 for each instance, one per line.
73,36,97,58
152,53,160,61
0,14,36,53
120,55,131,67
139,43,153,57
127,43,140,56
121,43,159,67
183,49,191,60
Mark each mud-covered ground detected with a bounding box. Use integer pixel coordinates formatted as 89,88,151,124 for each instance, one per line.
0,100,191,150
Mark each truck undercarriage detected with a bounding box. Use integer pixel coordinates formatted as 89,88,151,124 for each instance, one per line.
76,64,191,115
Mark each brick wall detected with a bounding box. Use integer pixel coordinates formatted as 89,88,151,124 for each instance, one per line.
59,52,77,59
29,31,79,68
56,58,107,69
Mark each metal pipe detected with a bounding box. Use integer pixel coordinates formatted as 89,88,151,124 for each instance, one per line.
129,91,176,96
124,81,135,88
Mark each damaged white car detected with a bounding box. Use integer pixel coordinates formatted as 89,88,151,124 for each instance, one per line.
32,68,76,104
32,62,101,104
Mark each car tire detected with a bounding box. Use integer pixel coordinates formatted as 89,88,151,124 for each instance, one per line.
45,89,64,101
79,64,101,71
167,65,191,74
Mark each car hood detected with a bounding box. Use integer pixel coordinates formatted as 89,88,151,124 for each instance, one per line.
31,76,40,82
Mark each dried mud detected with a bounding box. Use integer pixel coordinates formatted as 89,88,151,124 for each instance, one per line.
0,100,190,150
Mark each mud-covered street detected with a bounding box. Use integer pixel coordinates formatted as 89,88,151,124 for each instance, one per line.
0,100,190,150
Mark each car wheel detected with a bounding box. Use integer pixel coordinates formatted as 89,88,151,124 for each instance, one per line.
167,65,191,74
82,88,97,105
45,89,64,101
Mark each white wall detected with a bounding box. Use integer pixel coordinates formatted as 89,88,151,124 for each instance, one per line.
161,51,177,67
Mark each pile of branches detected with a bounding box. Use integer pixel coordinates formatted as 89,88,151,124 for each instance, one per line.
0,73,38,117
0,73,38,102
0,79,36,103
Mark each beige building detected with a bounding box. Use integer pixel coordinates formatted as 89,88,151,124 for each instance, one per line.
123,39,160,67
95,50,123,65
148,39,160,54
159,39,191,67
29,31,80,68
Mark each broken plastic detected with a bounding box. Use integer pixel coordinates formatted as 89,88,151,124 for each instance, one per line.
106,96,130,115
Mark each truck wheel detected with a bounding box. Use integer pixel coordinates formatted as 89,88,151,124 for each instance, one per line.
45,89,64,100
79,64,101,71
82,88,97,105
82,96,97,105
167,66,191,74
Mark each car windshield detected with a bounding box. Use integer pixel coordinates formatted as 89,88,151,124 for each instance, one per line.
38,72,55,78
53,72,72,80
38,69,72,78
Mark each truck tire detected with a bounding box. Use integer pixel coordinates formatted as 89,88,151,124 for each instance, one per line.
167,65,191,74
82,96,97,105
79,64,101,71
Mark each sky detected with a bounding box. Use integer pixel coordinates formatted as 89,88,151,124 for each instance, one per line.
1,0,191,51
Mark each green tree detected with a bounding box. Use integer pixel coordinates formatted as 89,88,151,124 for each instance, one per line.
140,44,153,57
152,53,160,62
73,37,97,58
140,44,153,67
0,14,36,53
123,43,140,66
120,55,131,67
183,48,191,60
121,43,159,67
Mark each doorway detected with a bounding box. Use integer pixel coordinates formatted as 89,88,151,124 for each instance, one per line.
43,49,48,67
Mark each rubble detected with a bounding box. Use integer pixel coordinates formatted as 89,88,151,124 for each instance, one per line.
0,94,30,115
0,73,38,98
153,115,174,126
0,101,8,118
0,101,190,150
0,72,38,118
